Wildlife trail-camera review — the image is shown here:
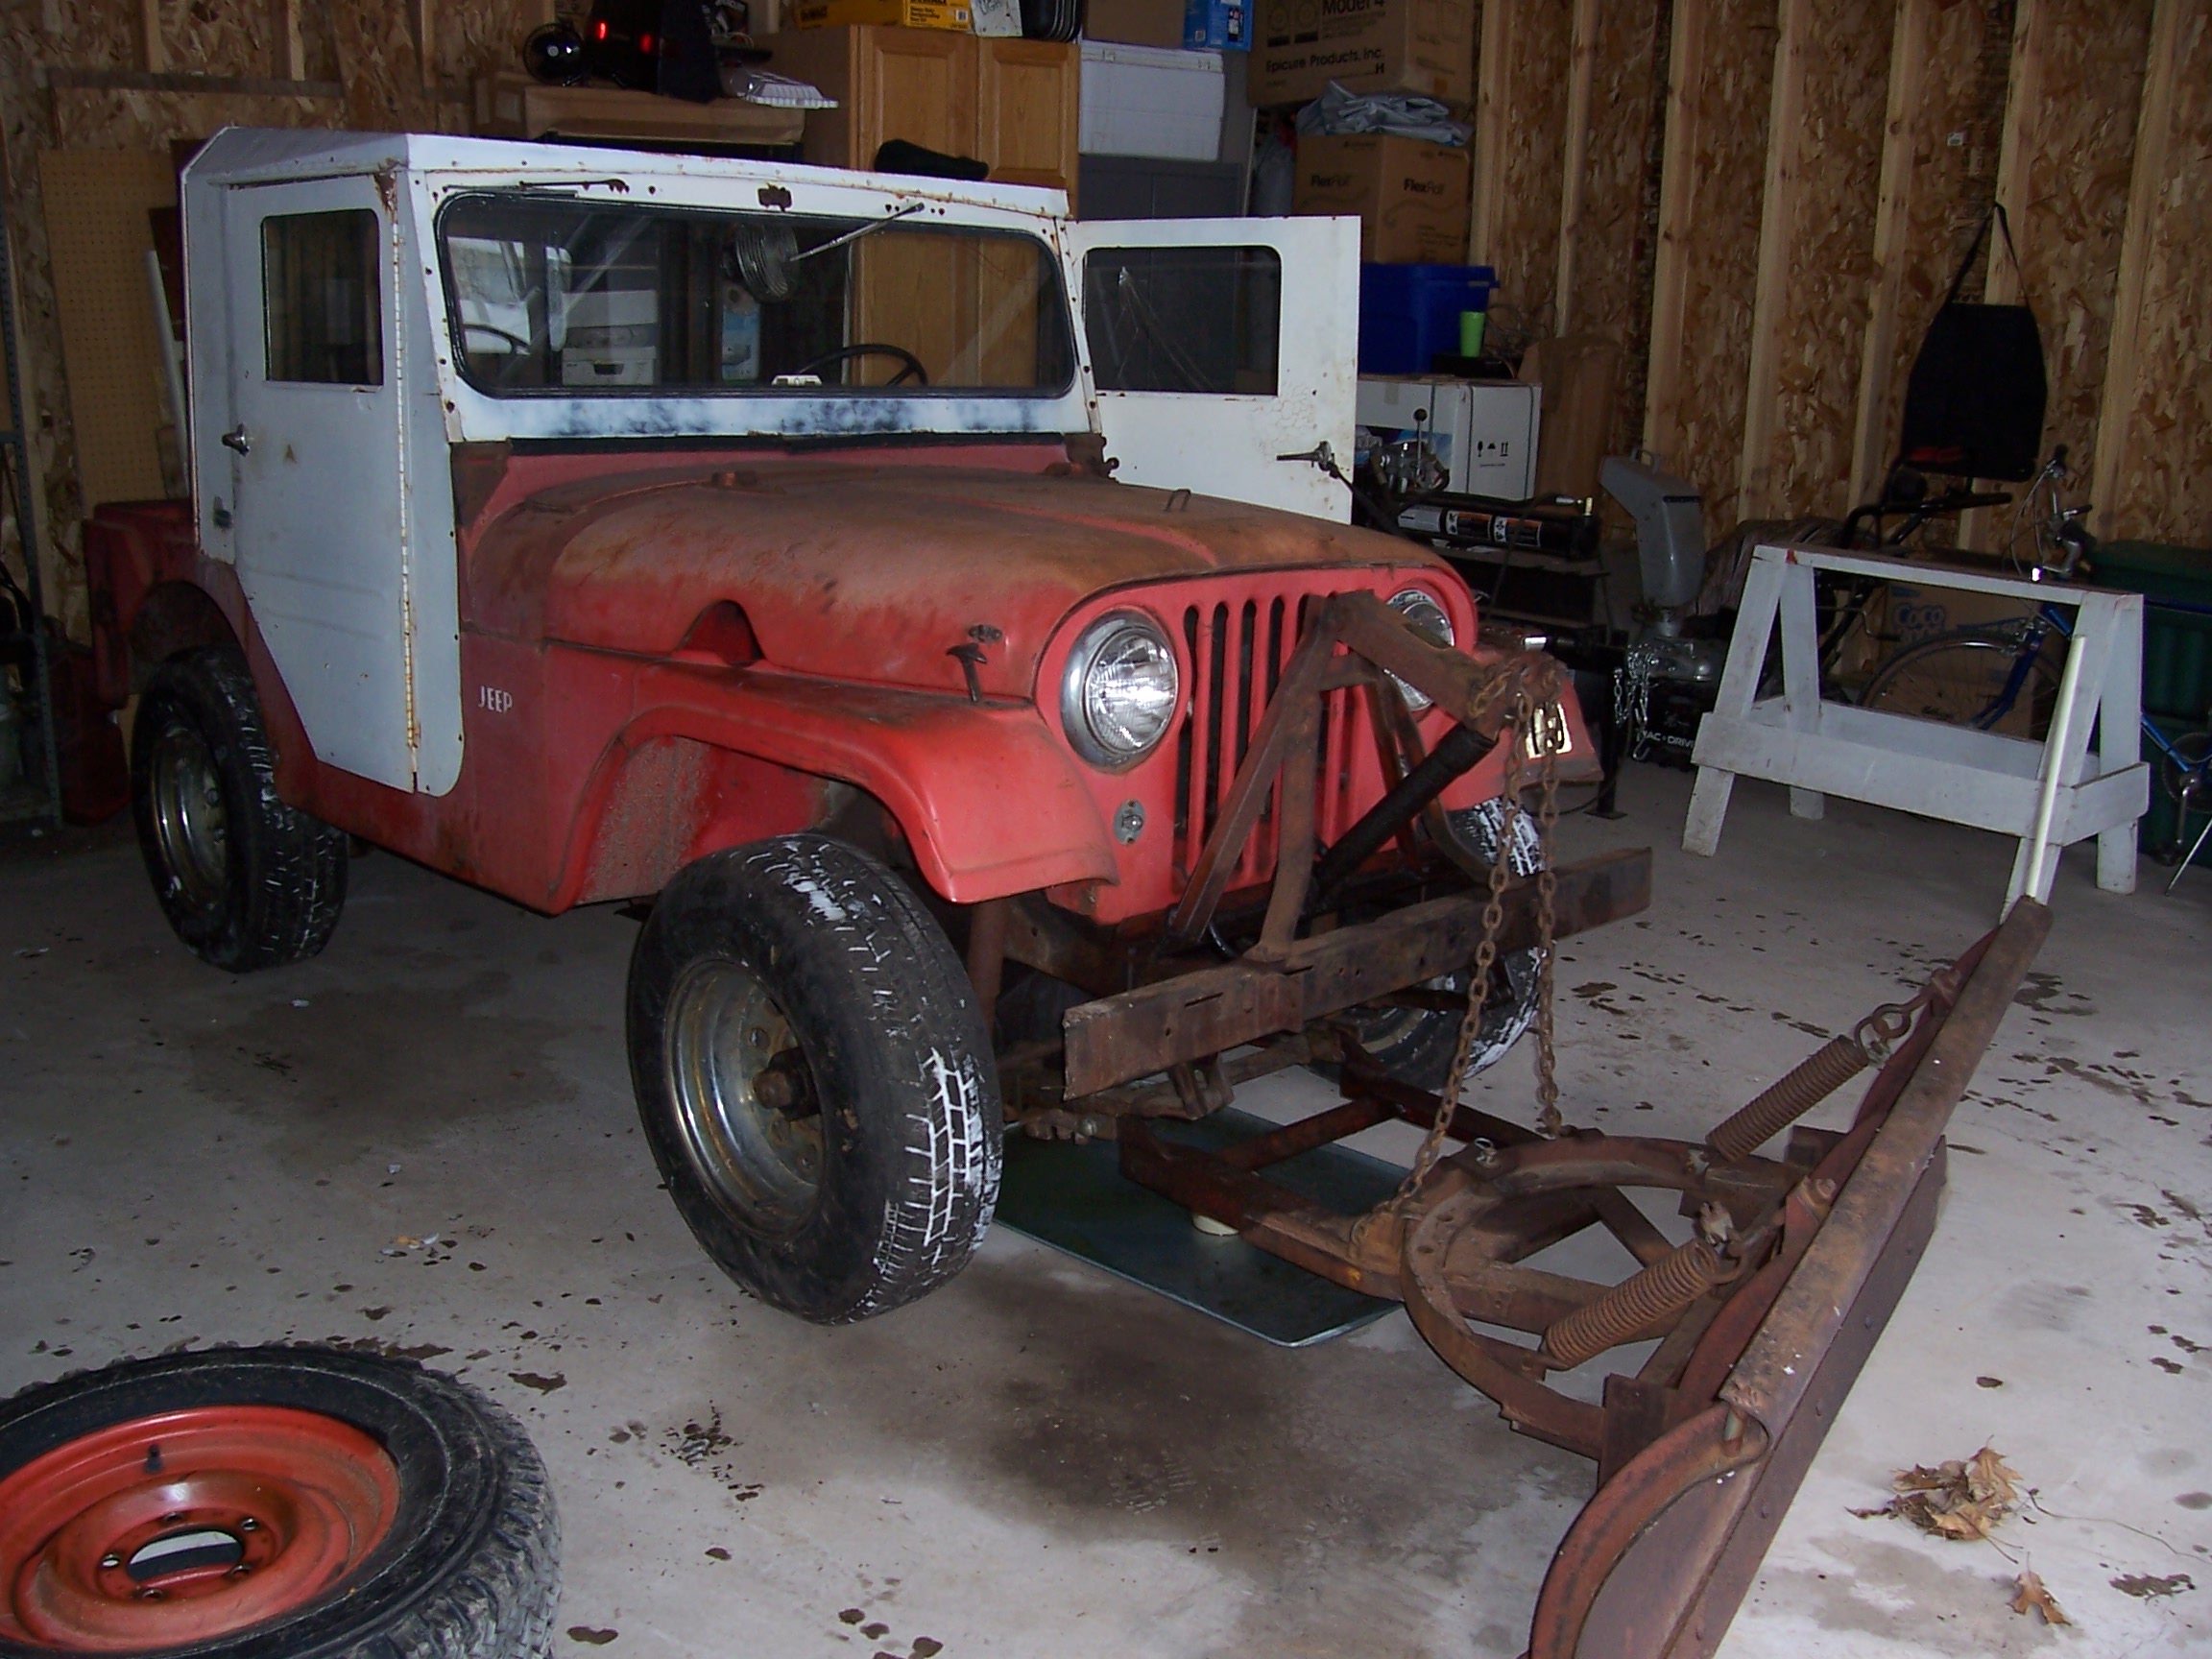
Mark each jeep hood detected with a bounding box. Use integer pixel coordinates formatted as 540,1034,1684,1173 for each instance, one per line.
464,460,1453,699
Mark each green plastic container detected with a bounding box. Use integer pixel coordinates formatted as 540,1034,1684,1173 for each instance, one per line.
2089,540,2212,721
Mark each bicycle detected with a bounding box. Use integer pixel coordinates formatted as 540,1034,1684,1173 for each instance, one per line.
1856,448,2212,891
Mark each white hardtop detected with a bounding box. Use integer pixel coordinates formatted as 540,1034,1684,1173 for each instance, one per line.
181,127,1357,806
182,126,1072,219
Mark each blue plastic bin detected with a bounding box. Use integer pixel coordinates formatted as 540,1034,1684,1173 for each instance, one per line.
1358,264,1497,375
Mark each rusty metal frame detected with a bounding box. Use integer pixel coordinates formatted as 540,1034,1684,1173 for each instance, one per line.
1103,899,2050,1659
1038,591,1623,1100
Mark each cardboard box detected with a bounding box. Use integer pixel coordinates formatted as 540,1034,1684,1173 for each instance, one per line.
1185,0,1251,49
1293,133,1469,264
1250,0,1473,107
1085,0,1188,46
788,0,973,30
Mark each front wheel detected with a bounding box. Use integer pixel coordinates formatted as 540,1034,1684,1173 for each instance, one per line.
627,834,1001,1324
1335,800,1546,1093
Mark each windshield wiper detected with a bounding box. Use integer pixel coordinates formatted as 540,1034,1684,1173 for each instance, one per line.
788,201,927,266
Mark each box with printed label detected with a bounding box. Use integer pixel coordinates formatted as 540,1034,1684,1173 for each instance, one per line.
1356,376,1539,502
1292,133,1468,264
789,0,974,30
1184,0,1250,49
1250,0,1473,107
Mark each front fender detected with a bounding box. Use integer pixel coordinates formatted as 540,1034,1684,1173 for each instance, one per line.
574,662,1121,905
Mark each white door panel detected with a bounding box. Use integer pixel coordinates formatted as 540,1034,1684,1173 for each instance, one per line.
1066,217,1358,521
223,180,414,790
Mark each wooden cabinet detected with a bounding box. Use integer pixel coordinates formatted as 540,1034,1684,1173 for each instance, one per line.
761,28,1079,206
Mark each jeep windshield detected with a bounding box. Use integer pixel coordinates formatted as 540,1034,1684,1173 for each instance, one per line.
437,193,1075,398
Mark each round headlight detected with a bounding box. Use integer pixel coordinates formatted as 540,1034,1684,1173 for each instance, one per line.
1062,613,1181,767
1386,587,1456,711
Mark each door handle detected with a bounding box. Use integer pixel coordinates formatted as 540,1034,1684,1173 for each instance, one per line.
1276,440,1338,471
221,424,251,455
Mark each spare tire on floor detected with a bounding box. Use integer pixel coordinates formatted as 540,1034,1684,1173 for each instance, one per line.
0,1345,559,1659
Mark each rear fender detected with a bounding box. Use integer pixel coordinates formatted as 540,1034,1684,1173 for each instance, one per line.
554,663,1121,908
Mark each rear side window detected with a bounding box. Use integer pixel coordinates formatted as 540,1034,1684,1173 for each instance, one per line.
1081,247,1281,395
262,209,384,385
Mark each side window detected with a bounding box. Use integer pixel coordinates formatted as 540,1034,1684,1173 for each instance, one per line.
261,209,384,385
1081,247,1281,396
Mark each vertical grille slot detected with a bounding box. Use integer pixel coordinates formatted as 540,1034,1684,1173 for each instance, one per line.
1175,589,1345,893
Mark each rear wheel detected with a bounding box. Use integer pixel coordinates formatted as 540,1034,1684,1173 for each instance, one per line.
628,834,1000,1323
0,1345,557,1659
1335,800,1545,1093
131,648,347,973
1862,631,2062,736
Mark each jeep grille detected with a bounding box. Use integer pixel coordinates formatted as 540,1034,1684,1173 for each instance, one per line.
1172,590,1370,897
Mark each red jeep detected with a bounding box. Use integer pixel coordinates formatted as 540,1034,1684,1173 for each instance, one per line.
86,129,1647,1324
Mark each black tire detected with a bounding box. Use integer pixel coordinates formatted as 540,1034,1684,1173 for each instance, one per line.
1334,801,1546,1093
628,833,1001,1324
131,647,347,972
1861,631,2062,736
0,1345,558,1659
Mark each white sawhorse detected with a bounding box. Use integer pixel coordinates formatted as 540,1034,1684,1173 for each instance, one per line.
1683,544,2148,915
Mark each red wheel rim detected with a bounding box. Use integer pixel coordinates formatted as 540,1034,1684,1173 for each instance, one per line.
0,1406,400,1651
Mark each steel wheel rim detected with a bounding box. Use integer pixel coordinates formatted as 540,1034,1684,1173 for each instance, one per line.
150,725,228,911
0,1405,400,1651
665,957,825,1234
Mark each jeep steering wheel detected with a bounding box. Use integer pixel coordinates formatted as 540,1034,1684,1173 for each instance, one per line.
790,343,930,387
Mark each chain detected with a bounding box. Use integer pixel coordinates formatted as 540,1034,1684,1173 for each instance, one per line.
1532,738,1562,1138
1369,670,1567,1221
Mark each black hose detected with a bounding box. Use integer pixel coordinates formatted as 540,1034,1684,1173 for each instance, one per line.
1306,720,1494,914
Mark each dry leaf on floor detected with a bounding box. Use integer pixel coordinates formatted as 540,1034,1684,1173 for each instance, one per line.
1850,1446,2023,1542
2011,1570,2071,1625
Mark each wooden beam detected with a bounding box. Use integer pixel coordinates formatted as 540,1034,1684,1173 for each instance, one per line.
1959,0,2045,548
1552,0,1601,335
138,0,166,74
2090,0,2183,531
1736,0,1809,521
1846,0,1936,510
1641,0,1708,462
1469,0,1516,267
275,0,306,82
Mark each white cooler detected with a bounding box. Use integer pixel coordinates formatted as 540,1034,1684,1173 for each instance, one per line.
1078,41,1226,160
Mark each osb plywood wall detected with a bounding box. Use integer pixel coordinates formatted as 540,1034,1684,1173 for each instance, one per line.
0,0,554,634
1470,0,2210,553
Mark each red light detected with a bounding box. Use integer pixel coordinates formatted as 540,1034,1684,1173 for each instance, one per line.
639,31,654,52
593,18,608,36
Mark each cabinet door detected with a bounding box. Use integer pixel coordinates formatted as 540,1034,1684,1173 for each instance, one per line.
858,26,977,161
976,38,1078,204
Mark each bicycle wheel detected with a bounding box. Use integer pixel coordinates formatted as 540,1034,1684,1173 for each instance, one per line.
1862,631,2063,737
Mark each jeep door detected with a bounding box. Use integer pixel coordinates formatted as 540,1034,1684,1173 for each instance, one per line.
218,179,415,791
1063,217,1358,521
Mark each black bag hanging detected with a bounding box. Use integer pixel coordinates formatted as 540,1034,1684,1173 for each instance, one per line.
1895,205,2047,482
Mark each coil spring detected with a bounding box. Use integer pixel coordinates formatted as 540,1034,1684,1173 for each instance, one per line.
1540,1236,1723,1370
1705,1035,1869,1165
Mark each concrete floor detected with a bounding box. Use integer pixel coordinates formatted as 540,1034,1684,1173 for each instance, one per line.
2,763,2207,1658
